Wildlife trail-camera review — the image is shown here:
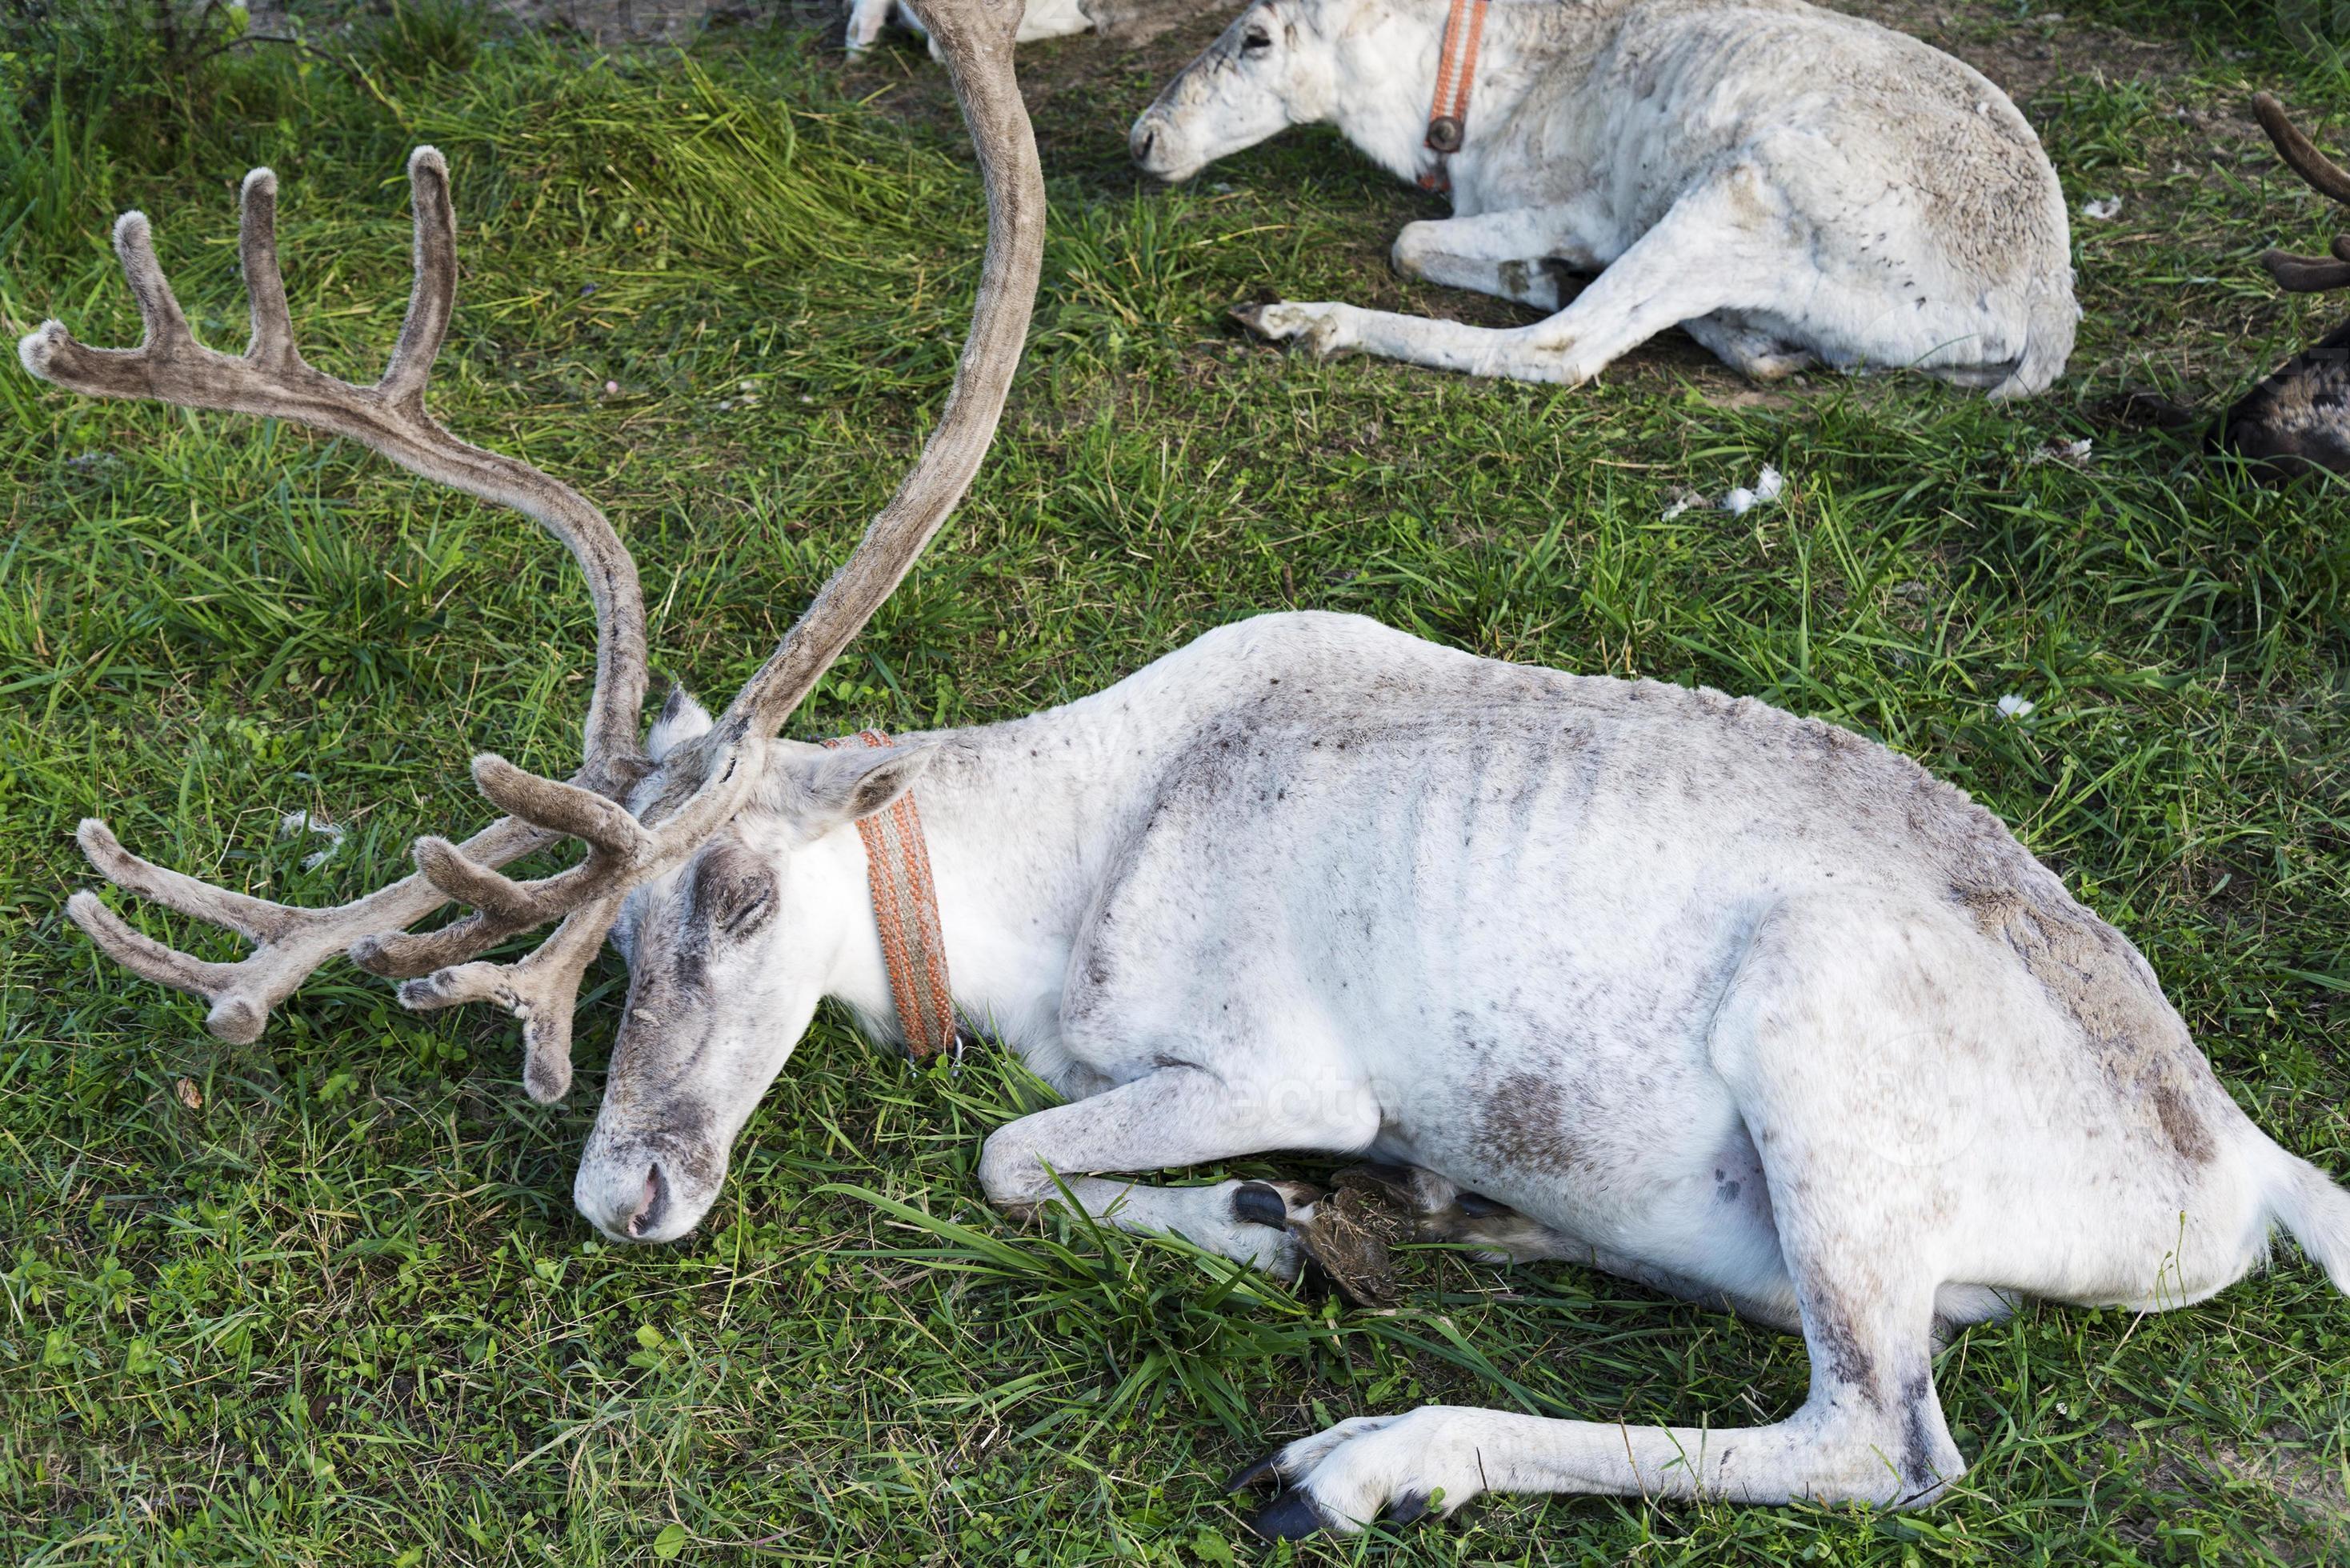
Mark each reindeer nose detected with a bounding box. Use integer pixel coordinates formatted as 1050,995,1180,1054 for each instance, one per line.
579,1152,677,1242
578,1140,722,1244
625,1161,670,1240
1131,123,1159,166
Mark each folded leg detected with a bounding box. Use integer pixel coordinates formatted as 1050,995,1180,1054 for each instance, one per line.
1237,1242,1958,1536
1683,311,1817,382
977,1064,1375,1276
1238,165,1793,386
1387,206,1607,312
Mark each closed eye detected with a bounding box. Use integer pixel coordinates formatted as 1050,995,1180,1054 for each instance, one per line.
690,841,776,942
1242,24,1271,50
720,888,773,940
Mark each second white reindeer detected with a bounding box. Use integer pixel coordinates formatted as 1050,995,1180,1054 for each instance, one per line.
1131,0,2080,394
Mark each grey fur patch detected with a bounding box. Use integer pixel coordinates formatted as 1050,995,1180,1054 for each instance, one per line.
1896,1371,1940,1491
2150,1079,2216,1166
1808,1301,1880,1403
1950,872,2217,1166
1471,1070,1583,1176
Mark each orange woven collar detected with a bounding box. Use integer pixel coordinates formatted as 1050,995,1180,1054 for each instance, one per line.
1418,0,1491,194
823,730,959,1062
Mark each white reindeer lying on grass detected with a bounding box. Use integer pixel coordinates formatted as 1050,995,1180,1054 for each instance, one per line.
24,0,2343,1543
1131,0,2080,395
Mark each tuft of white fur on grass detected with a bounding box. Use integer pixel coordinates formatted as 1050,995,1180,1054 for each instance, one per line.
2029,437,2095,468
1663,466,1785,519
280,810,346,870
1720,465,1785,516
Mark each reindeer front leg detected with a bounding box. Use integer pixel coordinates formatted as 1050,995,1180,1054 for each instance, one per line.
977,1065,1374,1277
1235,169,1784,386
1386,206,1606,311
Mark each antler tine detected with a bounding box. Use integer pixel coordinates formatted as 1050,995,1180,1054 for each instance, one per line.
346,742,657,978
16,211,203,403
238,169,298,370
76,818,301,946
2252,93,2350,293
380,146,456,409
67,889,278,1045
375,0,1048,1096
2262,250,2350,293
67,811,561,1043
396,887,630,1103
24,149,656,1052
2255,93,2350,207
398,755,652,931
113,212,200,362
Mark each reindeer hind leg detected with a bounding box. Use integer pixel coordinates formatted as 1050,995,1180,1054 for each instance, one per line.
1242,1141,1954,1532
1235,899,1990,1537
1233,1260,1956,1537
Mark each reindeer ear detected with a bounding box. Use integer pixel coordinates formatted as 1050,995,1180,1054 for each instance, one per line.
647,687,713,761
765,743,938,833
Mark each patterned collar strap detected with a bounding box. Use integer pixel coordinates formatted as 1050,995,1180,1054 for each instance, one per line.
822,730,959,1062
1418,0,1491,194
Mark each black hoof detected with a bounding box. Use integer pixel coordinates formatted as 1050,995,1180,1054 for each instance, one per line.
1455,1190,1512,1218
1223,1454,1282,1493
1387,1490,1431,1526
1247,1489,1332,1542
1231,1181,1288,1228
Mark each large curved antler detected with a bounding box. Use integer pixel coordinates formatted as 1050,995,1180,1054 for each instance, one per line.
356,0,1044,1102
21,149,651,1045
26,0,1042,1097
2252,93,2350,294
382,0,1039,1105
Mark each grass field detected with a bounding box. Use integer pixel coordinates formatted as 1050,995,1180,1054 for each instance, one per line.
2,0,2348,1562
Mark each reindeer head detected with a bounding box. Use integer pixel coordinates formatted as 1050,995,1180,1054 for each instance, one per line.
22,0,1043,1235
2223,94,2350,478
572,698,939,1242
1130,0,1344,184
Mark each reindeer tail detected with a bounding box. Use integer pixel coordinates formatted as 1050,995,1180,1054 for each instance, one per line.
2267,1146,2350,1295
1989,278,2081,401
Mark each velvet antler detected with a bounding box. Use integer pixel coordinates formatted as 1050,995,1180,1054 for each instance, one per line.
21,149,651,1046
382,0,1047,1100
2253,93,2350,294
22,0,1046,1100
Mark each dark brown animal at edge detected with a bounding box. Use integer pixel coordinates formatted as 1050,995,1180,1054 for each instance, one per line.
2221,93,2350,478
